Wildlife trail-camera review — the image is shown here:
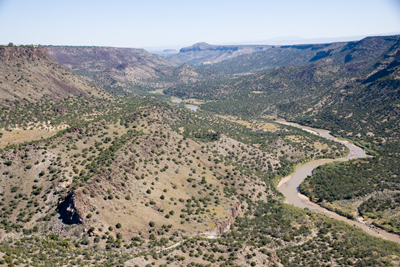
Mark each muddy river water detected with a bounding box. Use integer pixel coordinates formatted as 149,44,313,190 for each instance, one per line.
172,97,198,111
277,121,400,243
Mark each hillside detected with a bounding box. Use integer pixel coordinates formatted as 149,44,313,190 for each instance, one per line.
0,46,104,102
165,34,400,236
3,96,395,266
165,35,400,117
46,46,178,95
2,42,399,267
198,42,347,76
46,46,224,96
166,42,271,66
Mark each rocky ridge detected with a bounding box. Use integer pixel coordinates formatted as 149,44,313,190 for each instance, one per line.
0,46,104,102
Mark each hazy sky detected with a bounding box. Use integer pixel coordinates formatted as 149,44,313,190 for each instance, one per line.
1,0,399,49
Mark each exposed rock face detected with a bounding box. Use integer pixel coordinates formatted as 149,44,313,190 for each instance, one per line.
208,202,241,236
0,46,50,62
58,192,84,224
46,46,177,73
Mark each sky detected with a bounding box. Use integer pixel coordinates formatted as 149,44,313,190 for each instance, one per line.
1,0,400,49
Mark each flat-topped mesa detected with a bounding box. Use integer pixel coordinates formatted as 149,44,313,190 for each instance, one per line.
170,42,271,65
46,46,177,71
180,42,264,53
179,42,229,52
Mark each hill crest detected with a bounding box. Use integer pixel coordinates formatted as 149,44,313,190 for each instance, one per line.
0,46,104,102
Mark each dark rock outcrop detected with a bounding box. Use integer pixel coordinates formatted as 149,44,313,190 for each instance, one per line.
58,192,84,224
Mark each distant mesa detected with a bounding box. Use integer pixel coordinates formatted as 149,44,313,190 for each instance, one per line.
163,49,178,53
179,42,240,53
169,42,271,65
180,42,214,52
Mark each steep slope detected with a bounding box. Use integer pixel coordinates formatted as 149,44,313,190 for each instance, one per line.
167,42,271,65
46,46,177,76
166,35,400,118
199,42,347,76
1,41,400,266
0,46,104,102
294,37,400,231
46,46,178,95
148,63,224,87
166,34,400,235
46,46,225,95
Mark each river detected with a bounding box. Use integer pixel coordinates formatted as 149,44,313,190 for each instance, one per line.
172,97,198,111
277,121,400,243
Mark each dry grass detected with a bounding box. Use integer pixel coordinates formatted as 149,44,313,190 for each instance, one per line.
148,89,165,94
0,46,104,103
0,127,65,149
313,141,329,150
285,135,302,143
218,115,277,132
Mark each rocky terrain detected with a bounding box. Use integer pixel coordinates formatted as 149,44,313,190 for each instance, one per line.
198,42,347,76
46,46,178,95
165,34,400,239
1,38,400,267
46,46,225,96
0,46,104,102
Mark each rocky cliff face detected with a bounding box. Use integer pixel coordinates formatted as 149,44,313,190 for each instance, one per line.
46,46,177,73
208,202,241,236
0,46,50,62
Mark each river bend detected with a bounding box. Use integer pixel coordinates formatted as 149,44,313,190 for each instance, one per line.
277,121,400,243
